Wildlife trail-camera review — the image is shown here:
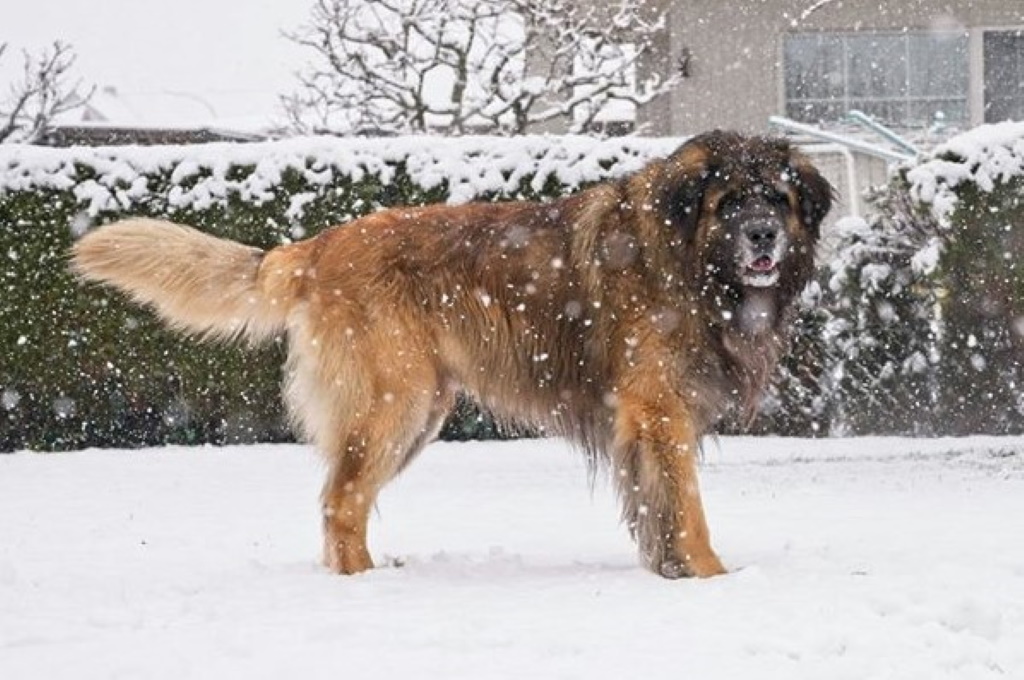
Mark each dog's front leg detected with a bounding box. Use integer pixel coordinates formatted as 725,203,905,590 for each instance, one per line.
613,395,727,579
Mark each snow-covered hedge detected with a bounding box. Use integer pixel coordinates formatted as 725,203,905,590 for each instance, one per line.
825,121,1024,435
0,135,678,217
1,135,682,451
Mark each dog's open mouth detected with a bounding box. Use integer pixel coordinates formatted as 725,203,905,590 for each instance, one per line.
743,256,780,287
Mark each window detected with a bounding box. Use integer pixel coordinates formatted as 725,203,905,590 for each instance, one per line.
784,31,968,127
984,30,1024,122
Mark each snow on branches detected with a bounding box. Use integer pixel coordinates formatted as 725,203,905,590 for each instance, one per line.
281,0,676,136
0,41,92,144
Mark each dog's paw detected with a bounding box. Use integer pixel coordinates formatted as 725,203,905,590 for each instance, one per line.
658,559,691,579
323,539,375,575
658,553,728,579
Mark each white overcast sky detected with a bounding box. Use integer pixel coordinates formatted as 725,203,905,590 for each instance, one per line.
3,0,310,125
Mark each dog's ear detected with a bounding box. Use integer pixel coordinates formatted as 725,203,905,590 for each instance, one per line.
787,153,834,237
660,136,722,242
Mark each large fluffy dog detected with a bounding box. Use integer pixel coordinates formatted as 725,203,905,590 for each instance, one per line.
73,131,831,578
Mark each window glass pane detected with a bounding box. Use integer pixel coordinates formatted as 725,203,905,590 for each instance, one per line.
786,99,843,123
784,34,843,100
910,99,966,126
986,95,1024,122
984,30,1024,122
849,99,909,125
846,34,907,98
909,33,968,97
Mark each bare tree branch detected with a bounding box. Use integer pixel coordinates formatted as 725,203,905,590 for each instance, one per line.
281,0,676,136
798,0,842,23
0,41,94,144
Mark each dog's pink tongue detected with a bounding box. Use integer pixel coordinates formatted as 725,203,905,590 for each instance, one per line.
749,256,775,272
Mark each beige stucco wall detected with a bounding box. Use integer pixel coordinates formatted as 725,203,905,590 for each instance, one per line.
640,0,1024,135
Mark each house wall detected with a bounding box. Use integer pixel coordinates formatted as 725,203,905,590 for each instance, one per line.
641,0,1024,135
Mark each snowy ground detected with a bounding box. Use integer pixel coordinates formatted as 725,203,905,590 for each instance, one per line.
2,436,1023,680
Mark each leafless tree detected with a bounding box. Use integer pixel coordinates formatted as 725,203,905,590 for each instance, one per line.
1,41,93,144
282,0,676,136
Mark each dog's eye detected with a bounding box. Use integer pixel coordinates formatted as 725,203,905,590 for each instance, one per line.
717,194,742,218
768,187,791,209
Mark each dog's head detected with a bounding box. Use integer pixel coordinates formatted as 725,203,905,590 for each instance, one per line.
657,130,833,300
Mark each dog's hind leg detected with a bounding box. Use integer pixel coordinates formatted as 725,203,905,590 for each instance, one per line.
320,434,380,575
316,369,453,575
394,386,456,476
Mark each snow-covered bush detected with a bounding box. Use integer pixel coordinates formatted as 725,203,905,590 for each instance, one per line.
747,280,834,437
823,190,941,435
916,124,1024,434
825,121,1024,435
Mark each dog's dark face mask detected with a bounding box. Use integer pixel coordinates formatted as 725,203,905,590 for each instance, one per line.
714,183,791,290
660,131,833,307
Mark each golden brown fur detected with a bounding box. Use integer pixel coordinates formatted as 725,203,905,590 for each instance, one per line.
72,131,832,578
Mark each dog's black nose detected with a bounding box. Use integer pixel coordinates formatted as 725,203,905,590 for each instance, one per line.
746,224,777,248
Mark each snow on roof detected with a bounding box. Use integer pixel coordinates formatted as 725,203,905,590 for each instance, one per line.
6,0,304,134
53,87,280,134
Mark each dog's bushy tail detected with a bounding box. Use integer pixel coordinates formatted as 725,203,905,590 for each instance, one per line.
72,218,306,342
